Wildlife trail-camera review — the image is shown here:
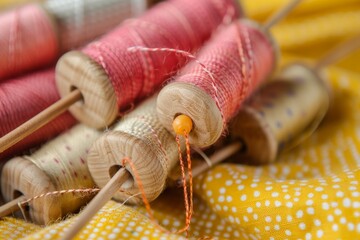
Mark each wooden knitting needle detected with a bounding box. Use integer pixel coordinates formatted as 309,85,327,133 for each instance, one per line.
0,90,82,153
62,168,130,240
0,196,27,218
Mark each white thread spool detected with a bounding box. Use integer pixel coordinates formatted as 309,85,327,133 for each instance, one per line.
44,0,147,51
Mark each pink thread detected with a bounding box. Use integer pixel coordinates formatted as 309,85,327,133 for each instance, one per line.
172,21,275,127
0,68,77,160
0,5,58,80
82,0,240,112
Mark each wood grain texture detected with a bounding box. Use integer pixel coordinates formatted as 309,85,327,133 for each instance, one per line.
56,51,117,129
1,157,60,225
157,82,223,148
87,96,182,204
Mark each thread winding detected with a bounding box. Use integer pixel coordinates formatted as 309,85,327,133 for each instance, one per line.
0,4,58,80
81,0,239,112
0,68,76,160
157,20,276,147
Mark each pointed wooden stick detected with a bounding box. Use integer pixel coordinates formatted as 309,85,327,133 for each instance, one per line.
62,168,130,240
314,33,360,70
263,0,303,31
0,196,27,218
0,89,82,153
176,142,243,186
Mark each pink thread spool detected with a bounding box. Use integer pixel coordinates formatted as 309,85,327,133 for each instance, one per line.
0,69,76,160
0,0,242,155
157,20,277,148
0,0,147,80
56,0,240,129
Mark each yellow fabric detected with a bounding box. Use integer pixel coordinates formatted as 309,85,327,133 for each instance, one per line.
1,0,360,239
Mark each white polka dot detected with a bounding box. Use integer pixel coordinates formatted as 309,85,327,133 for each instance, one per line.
305,233,312,240
247,207,253,213
219,188,226,194
240,194,247,201
336,191,344,197
343,198,351,207
251,183,258,188
340,217,347,224
276,215,281,222
299,222,306,230
265,226,270,231
238,185,245,191
315,187,324,192
314,219,321,226
256,202,261,208
317,230,323,238
206,190,212,197
287,215,293,222
225,180,233,186
335,209,342,216
307,207,315,215
332,224,339,231
286,202,293,208
265,200,270,207
321,194,328,200
265,186,273,191
218,196,225,202
296,210,303,218
253,213,258,220
274,225,280,230
272,192,279,197
232,207,237,213
306,200,313,206
275,201,281,207
285,230,292,236
348,223,355,231
322,202,330,210
108,234,116,239
254,191,260,197
307,193,314,198
226,196,233,202
243,216,249,222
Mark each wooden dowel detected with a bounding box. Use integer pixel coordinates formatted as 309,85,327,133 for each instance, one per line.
314,33,360,70
0,196,27,218
0,89,82,153
263,0,303,31
62,168,130,240
176,142,243,186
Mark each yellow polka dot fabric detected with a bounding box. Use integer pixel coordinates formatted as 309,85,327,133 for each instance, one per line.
1,0,360,239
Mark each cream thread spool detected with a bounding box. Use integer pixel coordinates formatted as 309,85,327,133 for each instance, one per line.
44,0,147,51
87,96,183,204
229,63,330,164
0,124,101,224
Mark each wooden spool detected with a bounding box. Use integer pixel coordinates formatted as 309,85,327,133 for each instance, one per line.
87,96,182,204
156,20,277,148
56,51,118,129
0,125,100,224
230,63,330,164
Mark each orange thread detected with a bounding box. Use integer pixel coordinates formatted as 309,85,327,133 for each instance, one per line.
185,132,193,224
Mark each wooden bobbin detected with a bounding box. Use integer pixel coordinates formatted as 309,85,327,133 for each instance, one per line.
230,63,330,164
56,51,117,128
157,20,277,148
1,158,59,224
87,96,182,204
0,125,100,224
